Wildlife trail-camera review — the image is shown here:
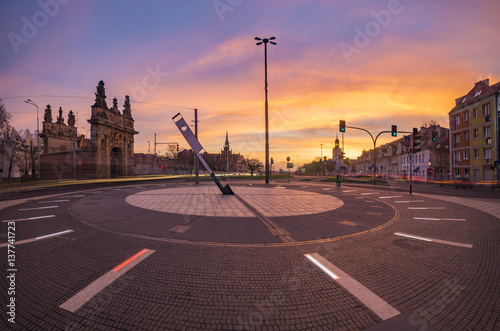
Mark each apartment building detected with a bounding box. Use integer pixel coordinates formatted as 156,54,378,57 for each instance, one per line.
449,79,499,182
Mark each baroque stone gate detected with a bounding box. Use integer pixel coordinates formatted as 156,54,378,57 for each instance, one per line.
40,81,138,179
89,81,138,178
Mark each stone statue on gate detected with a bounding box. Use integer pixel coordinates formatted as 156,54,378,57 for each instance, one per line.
43,105,52,123
123,95,132,117
57,107,64,124
93,80,108,109
68,110,76,127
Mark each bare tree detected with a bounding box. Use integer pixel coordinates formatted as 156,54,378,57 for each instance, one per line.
421,119,440,128
245,158,263,176
0,98,12,157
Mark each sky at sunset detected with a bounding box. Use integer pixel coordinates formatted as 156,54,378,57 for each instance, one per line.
1,0,499,170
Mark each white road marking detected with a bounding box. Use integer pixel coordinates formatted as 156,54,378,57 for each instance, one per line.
18,206,58,211
39,199,70,203
413,217,465,221
59,249,155,313
361,193,375,195
0,230,73,247
395,200,424,203
394,232,472,248
379,196,402,199
408,207,446,210
305,253,400,320
2,215,55,222
71,195,85,197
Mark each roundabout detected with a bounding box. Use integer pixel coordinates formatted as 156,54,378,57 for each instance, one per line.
71,184,394,245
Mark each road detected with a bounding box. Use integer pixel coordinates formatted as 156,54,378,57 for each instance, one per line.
0,178,498,330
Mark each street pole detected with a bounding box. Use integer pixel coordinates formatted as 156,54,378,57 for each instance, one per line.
255,36,276,184
194,109,199,184
320,143,323,180
73,125,76,179
25,99,40,180
154,133,156,172
410,152,413,194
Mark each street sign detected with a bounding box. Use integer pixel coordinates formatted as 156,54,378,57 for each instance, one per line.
404,135,410,147
287,163,294,168
286,156,290,162
324,160,327,165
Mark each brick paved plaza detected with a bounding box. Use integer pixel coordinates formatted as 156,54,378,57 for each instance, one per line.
0,180,499,330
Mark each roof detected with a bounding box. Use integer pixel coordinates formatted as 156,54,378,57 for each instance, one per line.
449,79,499,114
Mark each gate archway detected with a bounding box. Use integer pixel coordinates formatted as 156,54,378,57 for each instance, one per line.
110,147,122,178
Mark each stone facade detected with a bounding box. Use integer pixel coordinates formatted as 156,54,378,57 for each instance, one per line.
88,81,138,178
40,81,138,179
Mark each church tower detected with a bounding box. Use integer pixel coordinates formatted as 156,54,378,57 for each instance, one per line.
221,131,232,172
332,134,343,173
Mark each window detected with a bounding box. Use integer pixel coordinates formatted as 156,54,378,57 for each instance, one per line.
453,133,460,145
444,155,448,164
453,151,460,165
464,150,469,160
473,129,479,139
474,90,482,97
482,103,491,117
473,108,478,118
453,115,460,130
483,126,491,140
463,111,468,121
463,131,469,141
464,169,469,178
483,148,492,161
454,169,460,177
474,149,479,159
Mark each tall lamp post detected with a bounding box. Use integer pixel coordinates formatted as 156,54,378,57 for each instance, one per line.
255,36,276,184
25,99,40,180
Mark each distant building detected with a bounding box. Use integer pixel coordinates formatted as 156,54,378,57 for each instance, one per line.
449,78,499,182
355,125,449,181
332,135,345,173
0,128,40,179
40,81,138,179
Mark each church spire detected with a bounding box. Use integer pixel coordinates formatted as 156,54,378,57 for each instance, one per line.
225,131,229,146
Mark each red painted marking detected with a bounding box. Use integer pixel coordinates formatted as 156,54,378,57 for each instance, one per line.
113,249,148,272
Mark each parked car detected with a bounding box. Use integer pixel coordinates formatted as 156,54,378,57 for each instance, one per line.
454,177,473,188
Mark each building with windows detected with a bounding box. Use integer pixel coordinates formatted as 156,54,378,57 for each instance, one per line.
449,79,499,182
355,125,449,181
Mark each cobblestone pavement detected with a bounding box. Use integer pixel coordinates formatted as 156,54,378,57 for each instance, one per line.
0,181,498,330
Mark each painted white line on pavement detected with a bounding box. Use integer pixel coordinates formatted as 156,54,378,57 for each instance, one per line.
361,193,375,195
305,253,400,321
394,232,472,248
342,190,356,193
18,206,58,211
0,230,73,247
408,207,446,210
413,217,466,221
59,249,155,313
322,188,332,190
395,200,424,203
379,196,402,199
39,199,70,203
89,191,103,194
2,215,55,222
71,195,85,197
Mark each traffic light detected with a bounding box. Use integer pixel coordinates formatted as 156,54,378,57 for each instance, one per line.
490,164,494,170
493,161,499,170
391,125,397,137
413,128,421,153
176,144,179,151
432,131,436,141
339,120,346,133
271,157,274,165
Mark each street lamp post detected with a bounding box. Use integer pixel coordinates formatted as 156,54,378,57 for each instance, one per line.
255,36,276,184
25,99,40,180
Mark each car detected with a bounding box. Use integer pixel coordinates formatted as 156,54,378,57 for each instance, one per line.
454,177,473,188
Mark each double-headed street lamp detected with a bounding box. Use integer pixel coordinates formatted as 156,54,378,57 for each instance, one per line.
255,36,276,184
25,99,41,180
